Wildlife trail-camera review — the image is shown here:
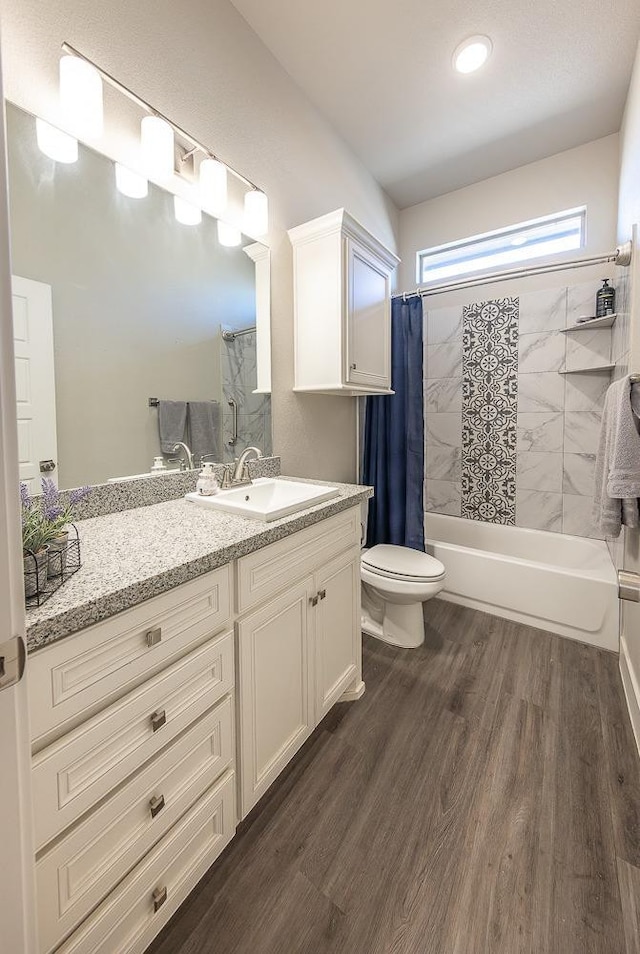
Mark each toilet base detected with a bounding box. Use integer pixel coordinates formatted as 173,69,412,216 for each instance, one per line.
361,600,425,649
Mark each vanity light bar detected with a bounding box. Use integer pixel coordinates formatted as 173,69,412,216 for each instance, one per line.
60,42,264,195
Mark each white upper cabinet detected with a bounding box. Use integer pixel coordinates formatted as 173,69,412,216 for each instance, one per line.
289,209,399,395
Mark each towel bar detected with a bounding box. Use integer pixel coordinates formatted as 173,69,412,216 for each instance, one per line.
618,570,640,602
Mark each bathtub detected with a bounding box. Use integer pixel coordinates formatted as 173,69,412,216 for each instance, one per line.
424,513,619,651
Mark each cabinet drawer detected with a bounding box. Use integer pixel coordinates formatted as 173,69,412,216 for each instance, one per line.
36,696,234,954
29,566,232,747
236,507,360,614
32,630,234,850
56,770,236,954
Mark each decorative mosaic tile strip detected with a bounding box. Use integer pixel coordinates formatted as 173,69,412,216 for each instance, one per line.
461,298,519,524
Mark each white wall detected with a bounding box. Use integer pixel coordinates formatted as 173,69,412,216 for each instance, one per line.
619,40,640,243
398,135,620,292
0,0,398,483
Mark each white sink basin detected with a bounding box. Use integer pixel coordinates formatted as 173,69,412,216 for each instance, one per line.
185,477,340,521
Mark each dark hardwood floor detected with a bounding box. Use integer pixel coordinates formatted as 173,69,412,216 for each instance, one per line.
148,599,640,954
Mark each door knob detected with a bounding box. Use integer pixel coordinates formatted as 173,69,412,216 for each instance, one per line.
0,637,25,692
39,459,56,473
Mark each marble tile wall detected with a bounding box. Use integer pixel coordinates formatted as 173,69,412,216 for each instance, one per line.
424,277,617,538
221,332,272,465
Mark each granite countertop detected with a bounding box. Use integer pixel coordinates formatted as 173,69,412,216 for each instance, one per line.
26,479,372,653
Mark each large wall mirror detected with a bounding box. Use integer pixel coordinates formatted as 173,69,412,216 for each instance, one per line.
6,103,272,491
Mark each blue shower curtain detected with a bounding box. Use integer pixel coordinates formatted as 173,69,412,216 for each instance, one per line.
363,295,424,551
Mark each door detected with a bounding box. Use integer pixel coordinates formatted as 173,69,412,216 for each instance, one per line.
345,237,391,390
314,550,360,721
0,62,39,954
237,578,315,817
12,275,57,491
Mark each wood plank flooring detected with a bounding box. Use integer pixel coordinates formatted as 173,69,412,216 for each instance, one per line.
147,599,640,954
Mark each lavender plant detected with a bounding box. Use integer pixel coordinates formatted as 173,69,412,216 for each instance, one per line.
20,480,91,554
20,483,59,554
40,478,91,535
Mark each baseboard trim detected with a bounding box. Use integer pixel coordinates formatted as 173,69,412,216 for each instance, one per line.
620,635,640,760
341,680,365,702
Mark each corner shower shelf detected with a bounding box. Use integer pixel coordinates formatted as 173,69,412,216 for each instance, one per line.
560,314,617,331
558,364,615,374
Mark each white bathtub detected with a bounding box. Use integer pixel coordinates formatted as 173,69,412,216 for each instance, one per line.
424,513,619,651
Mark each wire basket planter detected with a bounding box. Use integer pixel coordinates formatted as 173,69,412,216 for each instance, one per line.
24,523,81,608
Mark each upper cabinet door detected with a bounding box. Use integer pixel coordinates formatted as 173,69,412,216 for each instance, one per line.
345,238,391,390
289,209,399,396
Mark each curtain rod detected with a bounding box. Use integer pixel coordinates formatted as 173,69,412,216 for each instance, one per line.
221,326,256,341
394,242,632,300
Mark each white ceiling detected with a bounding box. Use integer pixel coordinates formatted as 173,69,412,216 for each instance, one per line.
229,0,640,209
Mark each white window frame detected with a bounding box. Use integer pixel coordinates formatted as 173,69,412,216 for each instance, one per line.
416,206,587,285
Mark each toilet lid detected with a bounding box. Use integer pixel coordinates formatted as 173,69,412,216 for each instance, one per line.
362,544,445,581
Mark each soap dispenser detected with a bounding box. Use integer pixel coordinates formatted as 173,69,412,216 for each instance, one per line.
196,462,220,496
596,278,615,317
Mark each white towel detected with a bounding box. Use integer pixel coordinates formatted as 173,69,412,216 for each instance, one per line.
594,377,640,538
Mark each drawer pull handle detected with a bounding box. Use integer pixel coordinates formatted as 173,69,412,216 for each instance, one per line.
150,709,166,732
149,794,165,818
318,589,327,600
152,885,167,912
310,595,318,607
145,627,162,648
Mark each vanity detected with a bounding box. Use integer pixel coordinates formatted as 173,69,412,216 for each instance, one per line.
25,475,371,954
5,81,385,954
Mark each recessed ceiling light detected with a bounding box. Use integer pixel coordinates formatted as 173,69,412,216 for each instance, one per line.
453,35,492,74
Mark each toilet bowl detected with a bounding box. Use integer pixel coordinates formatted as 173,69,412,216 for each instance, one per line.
361,544,446,649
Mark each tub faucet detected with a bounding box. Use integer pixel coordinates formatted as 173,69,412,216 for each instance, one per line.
232,446,262,485
171,442,194,470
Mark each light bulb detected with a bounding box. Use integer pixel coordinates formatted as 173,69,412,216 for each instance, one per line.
217,221,241,247
35,118,78,163
200,157,227,216
453,36,492,74
59,55,104,139
140,115,175,179
174,195,202,225
243,190,268,237
115,163,148,198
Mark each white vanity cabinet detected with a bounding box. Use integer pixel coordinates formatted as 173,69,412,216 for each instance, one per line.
289,208,399,395
235,507,362,817
27,503,365,953
28,566,237,954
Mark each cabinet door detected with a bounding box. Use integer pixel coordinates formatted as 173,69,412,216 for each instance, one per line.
345,237,391,389
314,549,360,722
237,578,315,817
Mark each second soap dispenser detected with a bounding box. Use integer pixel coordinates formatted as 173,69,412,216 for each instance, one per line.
196,462,220,496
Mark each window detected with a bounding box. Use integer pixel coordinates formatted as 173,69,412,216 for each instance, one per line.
416,207,586,285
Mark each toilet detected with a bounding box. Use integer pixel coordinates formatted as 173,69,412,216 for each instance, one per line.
361,544,446,649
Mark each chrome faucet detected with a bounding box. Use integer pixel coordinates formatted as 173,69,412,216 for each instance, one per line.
171,442,194,470
231,446,262,486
